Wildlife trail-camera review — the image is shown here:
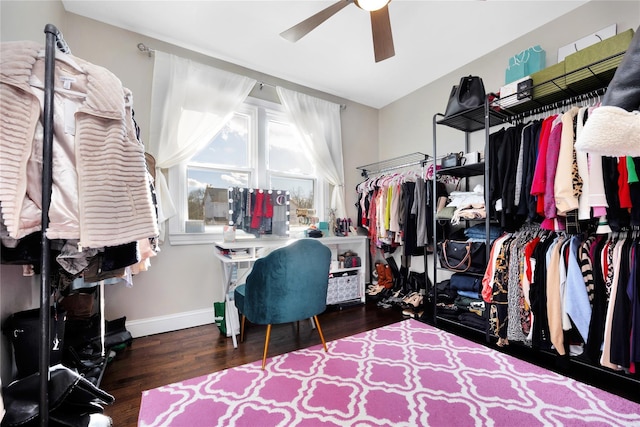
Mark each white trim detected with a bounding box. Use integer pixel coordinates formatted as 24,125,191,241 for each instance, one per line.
126,308,216,338
169,232,220,245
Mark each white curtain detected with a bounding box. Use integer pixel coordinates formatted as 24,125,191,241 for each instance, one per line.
276,86,346,218
149,52,256,239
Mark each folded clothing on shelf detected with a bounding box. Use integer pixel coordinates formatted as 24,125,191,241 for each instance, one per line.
464,224,503,241
450,273,482,292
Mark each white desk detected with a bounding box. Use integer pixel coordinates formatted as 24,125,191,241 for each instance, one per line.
214,236,368,348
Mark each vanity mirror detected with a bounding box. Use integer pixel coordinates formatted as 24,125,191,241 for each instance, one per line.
228,187,290,238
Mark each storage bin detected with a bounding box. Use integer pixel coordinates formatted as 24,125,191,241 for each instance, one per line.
531,60,567,102
327,272,360,305
565,29,634,89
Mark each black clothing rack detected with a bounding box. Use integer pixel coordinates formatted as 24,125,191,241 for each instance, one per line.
356,152,429,178
39,23,68,427
503,86,607,124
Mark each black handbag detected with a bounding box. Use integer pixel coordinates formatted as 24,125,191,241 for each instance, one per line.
437,240,486,273
443,75,486,118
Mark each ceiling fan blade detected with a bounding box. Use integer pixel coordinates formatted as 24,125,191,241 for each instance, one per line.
370,5,395,62
280,0,352,43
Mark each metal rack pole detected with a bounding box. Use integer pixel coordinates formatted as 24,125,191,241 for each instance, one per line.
39,23,60,427
431,114,442,325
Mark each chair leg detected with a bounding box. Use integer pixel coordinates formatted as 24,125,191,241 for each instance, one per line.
313,315,328,352
262,324,272,370
240,315,246,343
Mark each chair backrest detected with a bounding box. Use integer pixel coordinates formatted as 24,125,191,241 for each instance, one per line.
241,239,332,325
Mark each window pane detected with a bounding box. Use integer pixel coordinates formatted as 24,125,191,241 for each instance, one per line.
267,120,313,174
191,113,250,168
187,168,249,223
270,176,315,226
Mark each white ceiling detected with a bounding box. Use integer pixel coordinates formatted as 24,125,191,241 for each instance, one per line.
61,0,588,109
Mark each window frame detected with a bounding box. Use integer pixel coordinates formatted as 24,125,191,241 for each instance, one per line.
168,97,326,245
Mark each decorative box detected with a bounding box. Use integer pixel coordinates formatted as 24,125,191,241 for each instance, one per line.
326,272,360,305
498,76,532,109
565,28,634,89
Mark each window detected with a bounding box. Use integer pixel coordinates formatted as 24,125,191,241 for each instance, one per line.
168,98,325,244
266,113,317,227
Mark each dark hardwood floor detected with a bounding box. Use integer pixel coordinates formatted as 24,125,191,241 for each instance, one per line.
99,301,405,426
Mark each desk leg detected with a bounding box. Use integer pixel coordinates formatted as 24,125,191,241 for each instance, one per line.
225,291,238,349
222,262,239,349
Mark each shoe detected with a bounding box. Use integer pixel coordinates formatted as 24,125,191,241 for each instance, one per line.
403,293,423,308
383,264,395,289
376,263,393,289
402,309,425,319
366,284,386,296
402,292,417,304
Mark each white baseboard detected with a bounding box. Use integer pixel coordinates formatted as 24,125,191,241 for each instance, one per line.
125,308,215,338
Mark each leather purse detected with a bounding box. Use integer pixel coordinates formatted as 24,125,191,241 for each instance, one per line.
437,240,486,274
441,152,463,168
443,75,486,118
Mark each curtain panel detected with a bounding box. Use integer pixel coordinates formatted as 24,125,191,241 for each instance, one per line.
276,86,347,218
149,52,256,240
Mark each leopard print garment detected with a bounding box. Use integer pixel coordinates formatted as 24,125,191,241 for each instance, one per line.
507,235,530,344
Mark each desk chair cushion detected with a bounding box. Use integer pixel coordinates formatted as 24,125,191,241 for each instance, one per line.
234,239,331,325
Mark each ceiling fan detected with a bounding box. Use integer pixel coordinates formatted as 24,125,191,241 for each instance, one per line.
280,0,395,63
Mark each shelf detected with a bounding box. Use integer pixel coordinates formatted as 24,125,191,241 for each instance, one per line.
330,267,360,274
436,107,508,133
437,162,485,178
494,51,625,117
433,315,489,335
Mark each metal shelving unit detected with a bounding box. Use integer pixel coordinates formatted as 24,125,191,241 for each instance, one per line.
428,49,640,391
430,94,497,333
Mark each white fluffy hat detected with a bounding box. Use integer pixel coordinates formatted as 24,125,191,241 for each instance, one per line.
575,106,640,157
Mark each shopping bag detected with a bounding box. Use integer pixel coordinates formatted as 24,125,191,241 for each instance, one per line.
505,45,546,84
213,301,226,335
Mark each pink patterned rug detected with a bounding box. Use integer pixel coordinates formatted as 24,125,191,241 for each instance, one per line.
138,319,640,426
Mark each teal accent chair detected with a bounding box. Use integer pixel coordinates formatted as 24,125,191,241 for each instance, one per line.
234,238,332,369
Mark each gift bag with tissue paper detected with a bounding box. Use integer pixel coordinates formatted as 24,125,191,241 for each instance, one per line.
505,45,546,84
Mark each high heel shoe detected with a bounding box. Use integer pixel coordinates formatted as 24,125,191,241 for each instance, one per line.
367,284,386,296
403,293,423,308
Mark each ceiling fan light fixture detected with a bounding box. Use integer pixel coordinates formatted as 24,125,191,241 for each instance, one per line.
354,0,390,12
